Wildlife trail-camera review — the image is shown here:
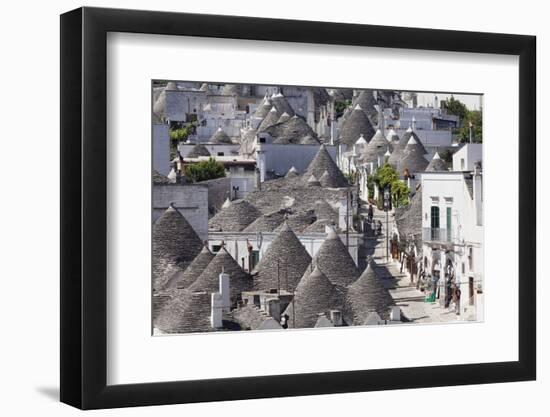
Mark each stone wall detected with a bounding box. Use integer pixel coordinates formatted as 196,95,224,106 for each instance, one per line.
153,122,170,176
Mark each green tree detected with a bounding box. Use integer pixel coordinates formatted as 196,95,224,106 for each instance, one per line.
442,95,468,120
456,110,482,143
334,100,351,118
184,157,226,183
371,163,410,208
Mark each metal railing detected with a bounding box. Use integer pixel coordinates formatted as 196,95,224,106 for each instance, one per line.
422,227,454,243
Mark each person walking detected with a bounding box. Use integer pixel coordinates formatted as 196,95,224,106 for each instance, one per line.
454,284,462,315
367,204,374,223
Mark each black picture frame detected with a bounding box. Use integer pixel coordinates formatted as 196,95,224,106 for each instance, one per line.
60,6,536,410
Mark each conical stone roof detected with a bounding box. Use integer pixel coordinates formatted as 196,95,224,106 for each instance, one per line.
361,129,392,164
152,204,203,291
253,98,272,119
257,106,281,132
274,210,316,233
187,143,211,158
346,261,394,323
425,152,448,171
252,222,312,292
282,266,345,328
176,245,215,289
154,290,212,334
352,89,379,123
210,127,233,144
399,127,427,154
319,170,341,188
313,199,338,222
310,227,360,287
307,174,321,187
339,105,376,147
188,247,252,305
396,137,429,175
271,92,295,116
285,166,299,178
243,209,287,232
277,112,291,124
264,115,317,143
303,145,348,187
208,199,262,232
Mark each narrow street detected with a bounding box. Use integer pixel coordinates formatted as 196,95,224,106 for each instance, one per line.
359,204,461,324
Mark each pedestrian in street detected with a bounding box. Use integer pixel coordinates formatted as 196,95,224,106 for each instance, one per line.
376,220,383,236
453,284,462,315
367,204,373,223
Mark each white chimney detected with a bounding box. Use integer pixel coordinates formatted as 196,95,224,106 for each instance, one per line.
338,192,348,230
330,309,343,327
219,272,230,313
390,306,401,322
211,293,224,329
267,299,281,322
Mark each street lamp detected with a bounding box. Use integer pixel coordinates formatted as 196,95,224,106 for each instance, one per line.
383,186,390,262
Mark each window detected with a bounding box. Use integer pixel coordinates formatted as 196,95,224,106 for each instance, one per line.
446,207,452,241
430,206,440,240
217,152,224,156
259,137,266,143
212,245,222,253
468,247,474,271
461,158,465,170
250,250,260,270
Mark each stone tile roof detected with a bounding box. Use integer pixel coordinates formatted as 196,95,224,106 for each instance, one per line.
154,289,214,334
302,145,349,187
310,227,360,287
277,112,291,124
258,106,282,132
338,105,376,147
264,115,318,144
282,266,346,328
187,143,211,158
252,222,312,292
352,89,379,125
345,260,394,323
231,304,282,330
208,199,262,232
399,128,427,154
396,137,429,175
360,129,392,164
273,209,316,233
271,93,295,116
245,180,344,216
175,245,215,289
285,166,300,178
425,152,449,171
152,204,203,291
304,218,337,233
153,169,171,185
188,247,253,305
243,209,287,232
307,174,322,187
300,134,320,145
313,199,338,223
210,127,233,144
319,170,341,188
253,98,272,119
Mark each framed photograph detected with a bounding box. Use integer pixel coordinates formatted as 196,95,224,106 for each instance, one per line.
60,6,536,410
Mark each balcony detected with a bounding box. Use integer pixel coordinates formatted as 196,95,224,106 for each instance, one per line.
423,227,454,243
